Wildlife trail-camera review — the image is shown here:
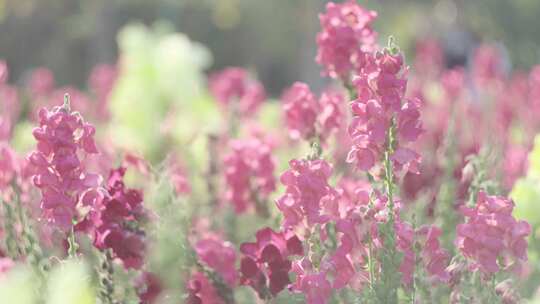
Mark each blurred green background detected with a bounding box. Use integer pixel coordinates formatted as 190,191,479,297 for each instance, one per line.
0,0,539,95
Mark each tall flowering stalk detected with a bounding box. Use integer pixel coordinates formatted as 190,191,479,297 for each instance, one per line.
28,95,102,237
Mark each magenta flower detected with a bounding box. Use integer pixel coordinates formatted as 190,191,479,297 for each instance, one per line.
418,226,450,282
195,237,237,286
316,1,378,79
187,272,225,304
347,49,423,174
456,192,531,275
137,272,162,304
29,102,102,232
282,82,345,142
276,158,339,228
93,166,148,269
318,90,345,141
209,67,266,116
397,224,450,285
282,82,320,140
291,260,333,304
223,137,276,214
239,227,303,299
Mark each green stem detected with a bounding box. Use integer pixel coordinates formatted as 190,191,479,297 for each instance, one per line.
368,235,375,289
384,119,396,222
67,223,79,259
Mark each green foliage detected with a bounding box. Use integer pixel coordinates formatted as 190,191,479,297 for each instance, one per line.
108,22,212,162
512,135,540,225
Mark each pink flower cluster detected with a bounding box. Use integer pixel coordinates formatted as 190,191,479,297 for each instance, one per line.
456,191,531,275
291,262,333,304
223,137,275,213
397,224,450,285
239,227,303,299
0,61,19,141
316,1,378,79
185,236,238,304
282,82,344,141
29,102,102,232
347,49,423,173
195,237,237,286
93,167,147,269
276,158,339,228
209,67,266,116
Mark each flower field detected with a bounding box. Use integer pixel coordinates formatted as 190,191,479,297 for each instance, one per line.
2,1,540,303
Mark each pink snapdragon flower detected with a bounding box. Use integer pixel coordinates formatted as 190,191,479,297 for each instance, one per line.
417,226,451,281
195,237,237,286
347,48,422,174
472,45,505,87
291,260,333,304
187,272,224,304
397,224,450,285
29,101,102,232
275,158,339,228
318,90,345,141
456,191,531,275
223,137,276,213
316,1,377,79
93,166,147,269
209,67,266,116
239,227,303,299
282,82,319,140
282,82,345,141
137,272,162,304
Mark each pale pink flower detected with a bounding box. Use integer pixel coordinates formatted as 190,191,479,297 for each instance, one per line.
456,192,531,275
282,82,319,140
209,67,266,116
223,137,275,213
195,237,237,286
275,159,338,228
316,1,377,79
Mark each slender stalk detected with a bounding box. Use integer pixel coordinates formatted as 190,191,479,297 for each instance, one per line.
368,234,375,289
67,222,79,259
